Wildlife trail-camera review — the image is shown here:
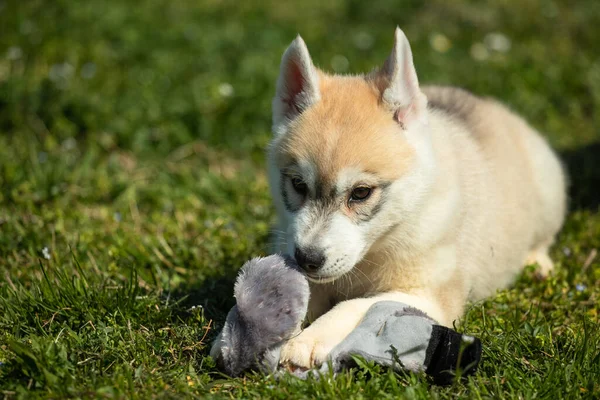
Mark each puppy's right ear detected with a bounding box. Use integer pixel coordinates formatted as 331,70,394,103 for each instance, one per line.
272,35,321,135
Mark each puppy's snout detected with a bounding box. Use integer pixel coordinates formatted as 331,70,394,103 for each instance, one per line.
294,247,325,273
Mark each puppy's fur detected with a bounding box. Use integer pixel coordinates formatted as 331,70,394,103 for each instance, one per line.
267,28,566,368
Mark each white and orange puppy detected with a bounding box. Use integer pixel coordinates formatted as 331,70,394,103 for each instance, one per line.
266,27,566,369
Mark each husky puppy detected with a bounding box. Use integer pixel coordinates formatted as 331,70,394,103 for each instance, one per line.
266,27,566,368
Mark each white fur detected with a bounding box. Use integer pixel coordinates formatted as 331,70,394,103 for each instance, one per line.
268,28,567,369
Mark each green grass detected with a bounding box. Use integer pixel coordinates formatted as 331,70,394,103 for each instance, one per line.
1,0,599,398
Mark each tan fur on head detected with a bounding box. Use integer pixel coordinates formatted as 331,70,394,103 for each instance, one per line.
277,74,414,184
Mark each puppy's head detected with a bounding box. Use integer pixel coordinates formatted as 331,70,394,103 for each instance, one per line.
268,28,435,283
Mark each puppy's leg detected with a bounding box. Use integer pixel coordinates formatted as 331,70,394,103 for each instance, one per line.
280,292,444,369
525,239,555,278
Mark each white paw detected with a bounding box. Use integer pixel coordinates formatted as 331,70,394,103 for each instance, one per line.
279,330,342,369
525,250,554,279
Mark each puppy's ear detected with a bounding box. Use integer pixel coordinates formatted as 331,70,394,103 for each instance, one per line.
272,35,321,135
379,27,427,129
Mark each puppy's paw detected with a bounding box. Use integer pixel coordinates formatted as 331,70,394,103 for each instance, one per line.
525,249,554,280
279,330,342,369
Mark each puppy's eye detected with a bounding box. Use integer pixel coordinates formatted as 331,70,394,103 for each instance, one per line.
350,186,372,202
291,176,308,195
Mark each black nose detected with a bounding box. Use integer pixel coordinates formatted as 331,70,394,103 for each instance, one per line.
294,247,325,273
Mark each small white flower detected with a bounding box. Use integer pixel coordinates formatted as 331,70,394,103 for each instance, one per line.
470,43,489,61
330,55,349,73
353,31,374,50
62,138,77,150
42,247,51,260
484,32,511,53
462,335,475,344
562,247,572,257
6,46,22,61
218,83,234,98
429,33,451,53
49,62,74,81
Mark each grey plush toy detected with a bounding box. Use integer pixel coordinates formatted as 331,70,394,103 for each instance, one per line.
210,254,481,385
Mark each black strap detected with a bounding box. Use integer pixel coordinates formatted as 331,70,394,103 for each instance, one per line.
424,325,482,385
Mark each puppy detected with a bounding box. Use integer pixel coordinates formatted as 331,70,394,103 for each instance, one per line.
266,27,567,369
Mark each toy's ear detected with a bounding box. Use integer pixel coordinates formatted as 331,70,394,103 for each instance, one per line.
379,27,427,129
210,306,244,376
272,35,321,135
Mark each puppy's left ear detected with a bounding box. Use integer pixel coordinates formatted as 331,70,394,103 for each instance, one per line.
379,27,428,129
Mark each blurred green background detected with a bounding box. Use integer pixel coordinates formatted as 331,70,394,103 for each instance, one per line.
0,0,599,398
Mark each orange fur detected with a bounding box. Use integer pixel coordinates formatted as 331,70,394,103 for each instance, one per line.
276,73,414,185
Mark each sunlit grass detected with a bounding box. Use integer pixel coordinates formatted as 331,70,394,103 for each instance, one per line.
1,0,599,398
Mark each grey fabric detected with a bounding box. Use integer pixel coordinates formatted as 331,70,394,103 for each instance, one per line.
211,254,482,383
212,255,309,376
323,301,436,373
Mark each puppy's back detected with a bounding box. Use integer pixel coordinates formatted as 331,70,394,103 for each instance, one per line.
424,85,567,299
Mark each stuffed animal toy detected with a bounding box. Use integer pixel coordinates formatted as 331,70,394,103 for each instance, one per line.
210,254,482,385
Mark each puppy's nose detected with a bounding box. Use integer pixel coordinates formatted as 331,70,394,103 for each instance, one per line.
294,247,325,273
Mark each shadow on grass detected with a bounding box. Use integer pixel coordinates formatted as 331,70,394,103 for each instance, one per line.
170,273,237,342
560,141,600,212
